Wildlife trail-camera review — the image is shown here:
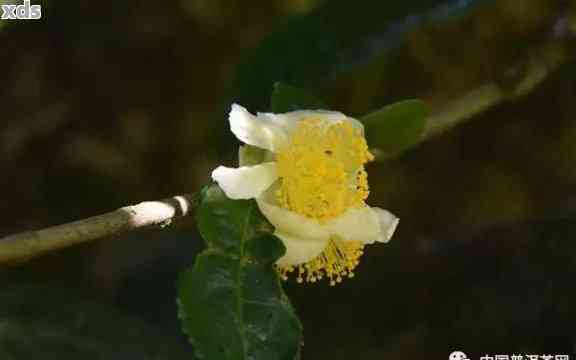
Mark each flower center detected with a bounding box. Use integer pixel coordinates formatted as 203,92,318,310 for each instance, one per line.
278,236,365,286
275,117,374,222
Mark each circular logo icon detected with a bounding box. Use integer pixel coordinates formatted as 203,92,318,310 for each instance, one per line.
449,351,470,360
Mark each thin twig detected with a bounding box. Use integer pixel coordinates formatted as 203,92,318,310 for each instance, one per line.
424,40,569,137
0,193,198,265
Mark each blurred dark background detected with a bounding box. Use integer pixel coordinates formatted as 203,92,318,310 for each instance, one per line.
1,0,576,359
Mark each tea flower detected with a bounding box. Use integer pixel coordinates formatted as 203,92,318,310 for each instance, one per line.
212,104,399,285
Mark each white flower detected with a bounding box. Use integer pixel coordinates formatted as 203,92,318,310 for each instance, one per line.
212,104,399,285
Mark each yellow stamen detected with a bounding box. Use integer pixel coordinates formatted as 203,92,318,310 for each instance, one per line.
275,117,373,284
278,236,364,286
275,118,373,223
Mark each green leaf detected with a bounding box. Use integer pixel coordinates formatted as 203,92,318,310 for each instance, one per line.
238,145,273,166
361,99,427,159
0,283,193,360
271,83,326,113
178,185,302,360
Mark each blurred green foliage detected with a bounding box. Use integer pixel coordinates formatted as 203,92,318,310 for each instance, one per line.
271,83,326,113
234,0,492,111
360,99,427,158
0,281,193,359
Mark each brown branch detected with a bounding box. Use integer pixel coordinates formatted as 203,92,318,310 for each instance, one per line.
423,40,570,137
0,193,198,265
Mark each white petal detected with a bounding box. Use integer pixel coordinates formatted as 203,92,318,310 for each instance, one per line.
345,116,365,133
262,109,347,124
229,105,364,152
324,205,381,244
256,197,329,241
258,109,349,135
274,232,328,267
372,207,399,243
211,162,278,200
229,104,288,152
